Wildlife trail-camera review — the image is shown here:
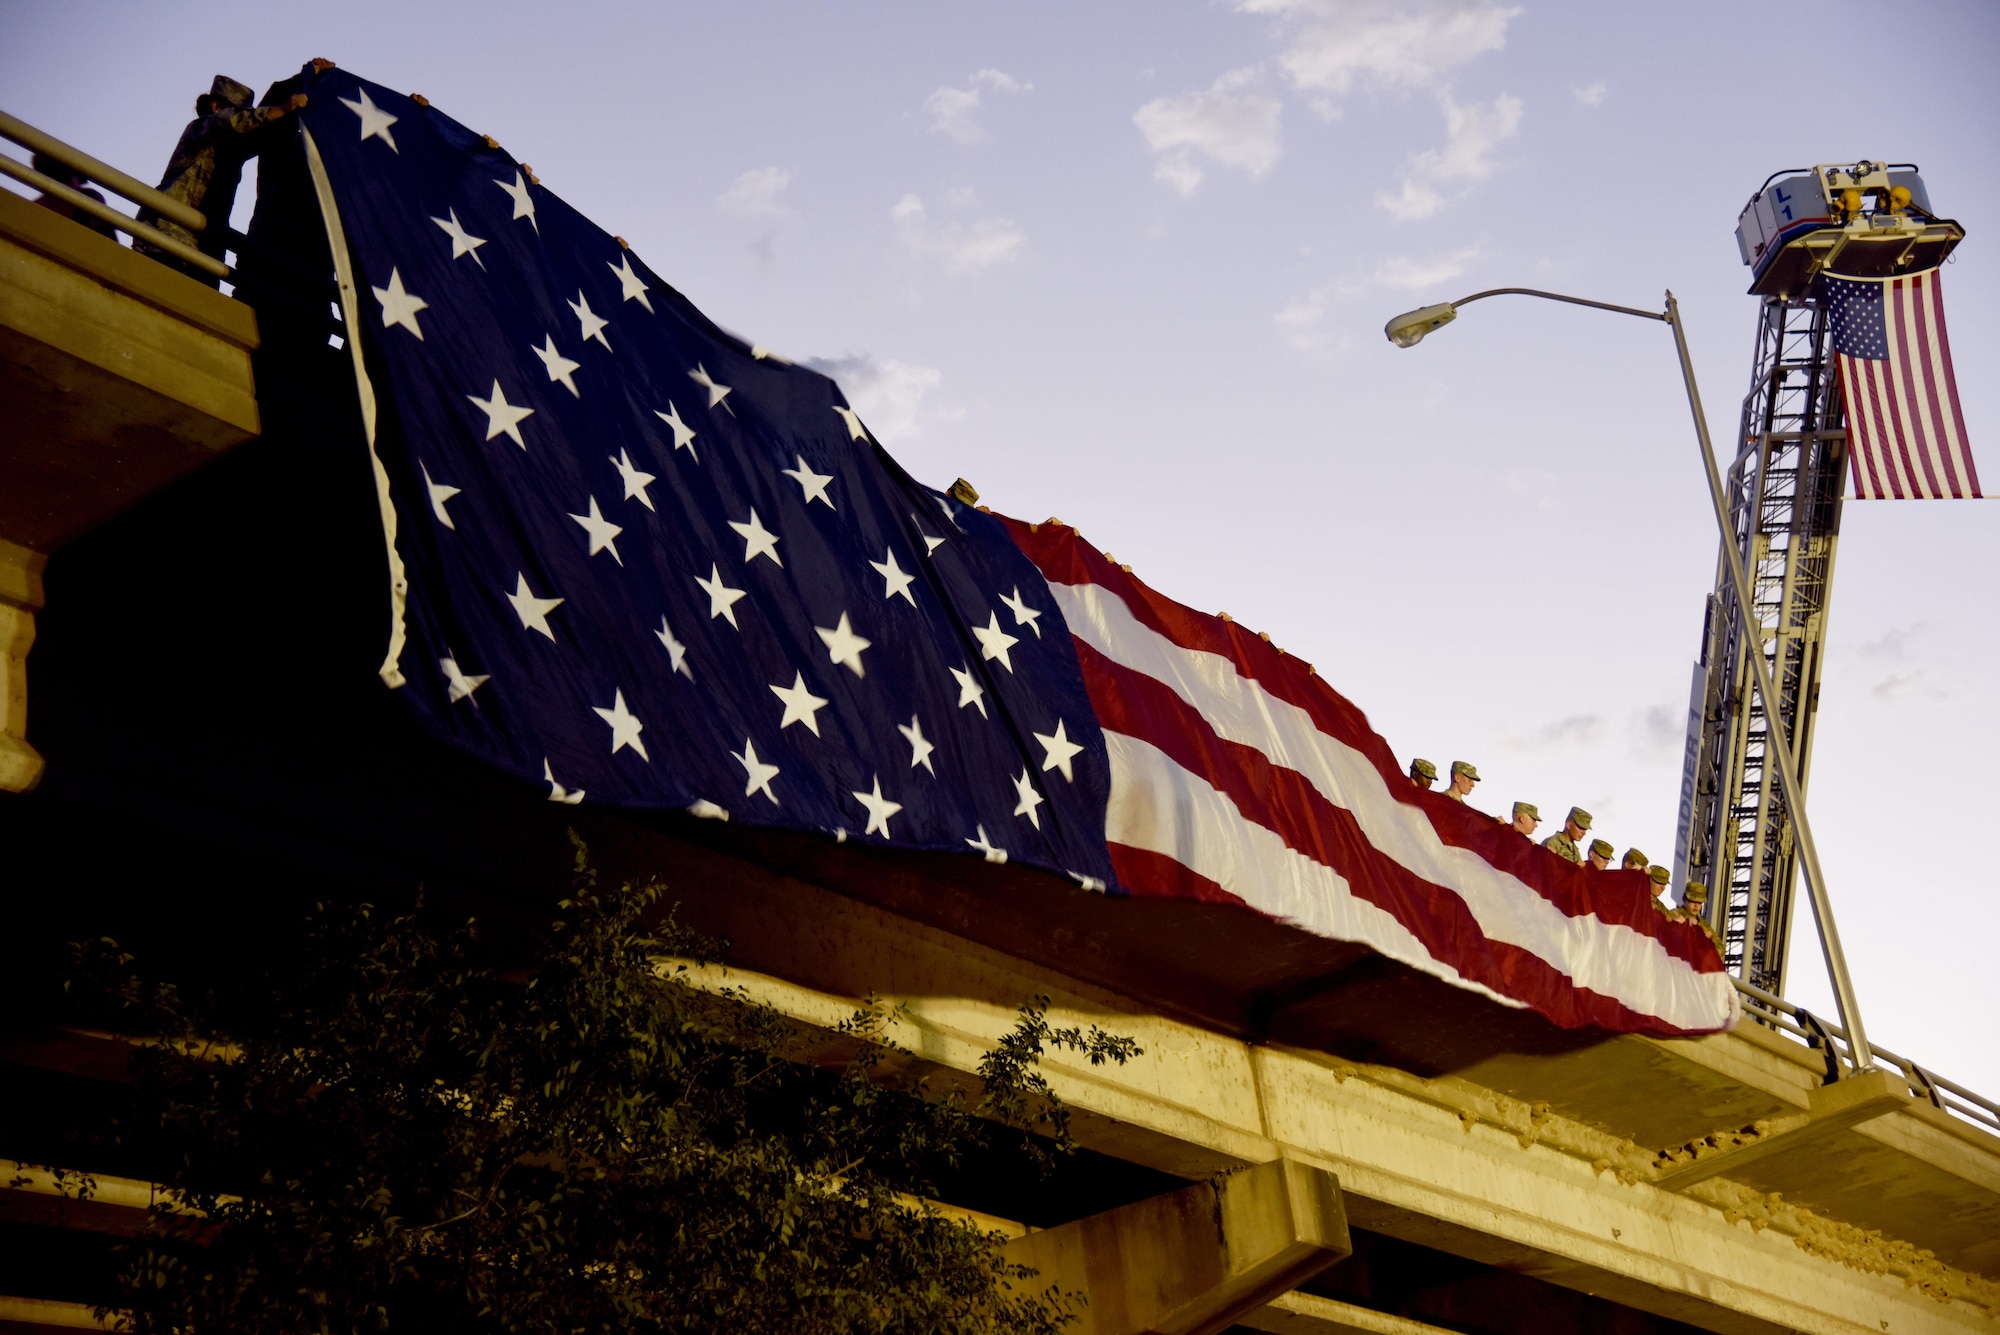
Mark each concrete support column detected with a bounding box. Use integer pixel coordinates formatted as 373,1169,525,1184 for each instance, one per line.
1002,1156,1350,1335
0,539,45,793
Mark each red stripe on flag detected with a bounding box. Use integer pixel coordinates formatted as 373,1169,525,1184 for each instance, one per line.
1892,275,1945,498
1865,351,1912,499
1010,515,1731,935
1837,359,1884,499
1928,270,1981,497
1005,518,1406,780
1078,639,1717,962
1107,842,1251,906
1906,274,1961,496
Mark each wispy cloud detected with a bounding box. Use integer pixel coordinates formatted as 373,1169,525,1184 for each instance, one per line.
1134,67,1283,196
1378,92,1523,219
925,69,1033,144
803,353,951,446
1499,713,1606,751
717,166,792,218
891,193,1025,272
1635,704,1683,754
1852,622,1926,660
1225,0,1525,218
1274,290,1332,351
1870,669,1939,701
1242,0,1520,96
1374,244,1481,289
1572,80,1607,107
1274,244,1480,351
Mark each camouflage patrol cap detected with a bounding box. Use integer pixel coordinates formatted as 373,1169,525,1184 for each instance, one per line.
1589,839,1613,859
1566,806,1593,830
208,76,255,108
1622,847,1649,869
1451,761,1480,781
1648,865,1671,886
1683,879,1709,904
1410,758,1438,780
1512,801,1540,821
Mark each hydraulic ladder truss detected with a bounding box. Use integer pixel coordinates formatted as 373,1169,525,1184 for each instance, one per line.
1673,291,1848,994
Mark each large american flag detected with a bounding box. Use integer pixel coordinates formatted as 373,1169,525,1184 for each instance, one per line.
1826,272,1981,500
292,68,1735,1038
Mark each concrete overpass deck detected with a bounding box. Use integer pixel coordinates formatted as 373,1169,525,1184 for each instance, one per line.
607,820,2000,1334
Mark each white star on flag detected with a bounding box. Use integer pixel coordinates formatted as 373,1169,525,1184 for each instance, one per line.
911,516,946,556
781,455,835,508
495,170,537,230
852,775,903,838
372,267,427,339
965,826,1008,864
898,715,936,774
654,616,692,678
950,665,988,718
770,671,831,736
532,335,581,396
870,548,916,605
816,613,871,678
832,403,868,440
696,564,747,628
439,656,489,703
1001,587,1044,638
654,402,698,461
569,496,624,565
610,449,656,510
1034,719,1084,782
735,738,781,804
609,253,654,311
431,208,487,265
592,689,650,760
729,510,783,566
1011,768,1045,829
340,88,399,151
505,573,563,640
421,464,460,529
971,612,1020,673
568,291,612,351
688,363,731,409
543,758,584,805
468,380,534,448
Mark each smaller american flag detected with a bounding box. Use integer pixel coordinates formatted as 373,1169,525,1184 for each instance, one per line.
1826,271,1981,500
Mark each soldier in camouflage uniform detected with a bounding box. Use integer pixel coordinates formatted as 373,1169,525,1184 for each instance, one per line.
135,74,310,284
1647,865,1671,904
1408,758,1437,791
1507,801,1540,837
1622,847,1650,872
1540,806,1591,864
1445,761,1479,803
1586,838,1613,870
1676,880,1724,950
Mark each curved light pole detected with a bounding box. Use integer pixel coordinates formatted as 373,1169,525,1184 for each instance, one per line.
1385,286,1875,1073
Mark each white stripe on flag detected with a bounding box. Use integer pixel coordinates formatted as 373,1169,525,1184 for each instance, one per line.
1099,731,1511,1004
1915,280,1972,496
1055,580,1738,1032
1892,282,1946,498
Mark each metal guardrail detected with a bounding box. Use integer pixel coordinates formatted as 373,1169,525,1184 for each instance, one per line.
0,108,230,278
1732,978,2000,1136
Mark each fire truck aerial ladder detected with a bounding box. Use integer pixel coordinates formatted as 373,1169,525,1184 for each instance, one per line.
1673,161,1965,995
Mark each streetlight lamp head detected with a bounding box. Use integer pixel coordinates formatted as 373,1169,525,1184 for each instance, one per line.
1384,302,1457,348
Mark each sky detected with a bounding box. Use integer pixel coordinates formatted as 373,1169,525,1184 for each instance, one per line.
6,0,1996,1098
